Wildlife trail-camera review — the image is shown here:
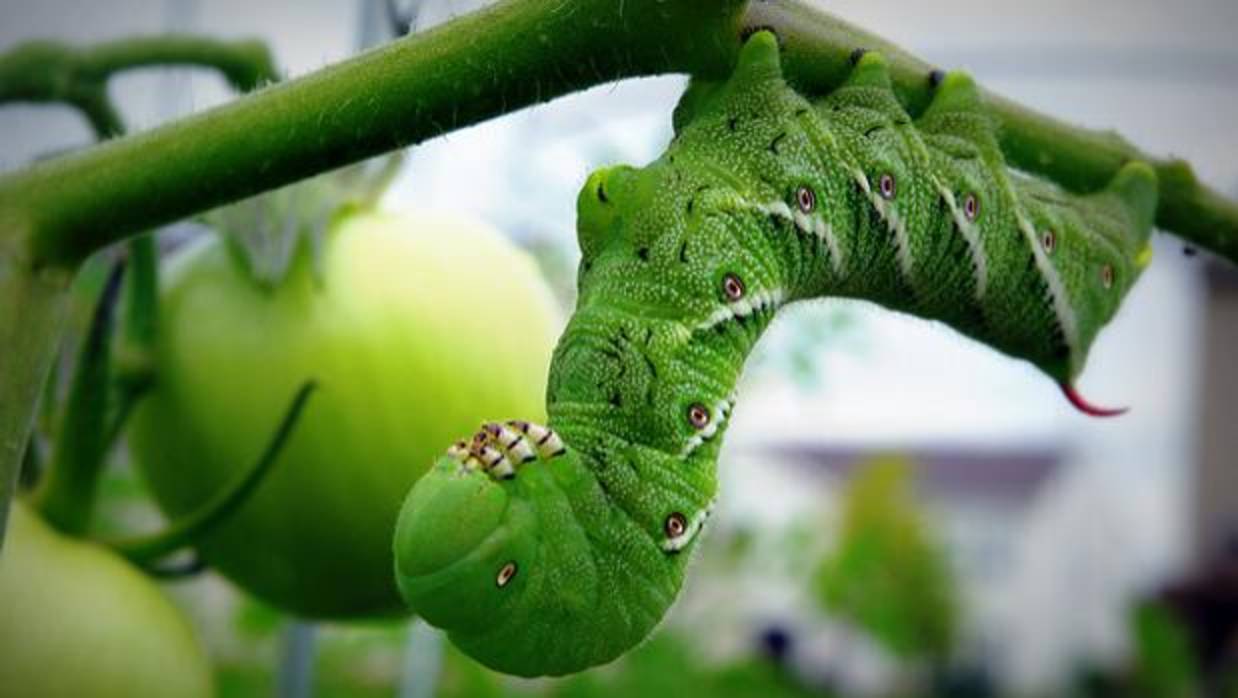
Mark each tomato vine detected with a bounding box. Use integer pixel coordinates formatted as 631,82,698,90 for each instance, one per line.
0,0,1236,548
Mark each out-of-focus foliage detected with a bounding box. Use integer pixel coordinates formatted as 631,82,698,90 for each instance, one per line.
436,633,822,698
813,458,958,661
1129,602,1200,698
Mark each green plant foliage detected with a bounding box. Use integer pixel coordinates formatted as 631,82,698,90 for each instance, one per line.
435,634,821,698
813,458,957,661
1129,602,1200,698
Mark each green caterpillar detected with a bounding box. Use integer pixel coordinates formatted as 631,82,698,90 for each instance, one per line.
392,32,1157,677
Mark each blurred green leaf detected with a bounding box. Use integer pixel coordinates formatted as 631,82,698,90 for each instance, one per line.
233,595,285,640
1129,602,1200,698
813,458,957,662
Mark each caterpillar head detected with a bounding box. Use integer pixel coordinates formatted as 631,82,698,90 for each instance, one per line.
393,455,531,635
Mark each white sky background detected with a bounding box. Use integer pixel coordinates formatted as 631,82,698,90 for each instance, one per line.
1,0,1235,689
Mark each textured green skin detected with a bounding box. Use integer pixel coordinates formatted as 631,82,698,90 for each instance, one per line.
393,32,1157,677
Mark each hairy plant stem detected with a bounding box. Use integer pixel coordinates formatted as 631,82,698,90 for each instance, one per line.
0,0,1236,545
0,0,746,270
0,0,1232,272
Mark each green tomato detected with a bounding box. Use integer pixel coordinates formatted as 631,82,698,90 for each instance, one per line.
0,501,213,698
128,209,559,619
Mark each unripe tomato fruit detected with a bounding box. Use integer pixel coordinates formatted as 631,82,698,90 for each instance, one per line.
128,209,559,619
0,501,213,698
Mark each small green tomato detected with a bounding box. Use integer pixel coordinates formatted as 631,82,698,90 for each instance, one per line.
128,209,560,618
0,501,213,698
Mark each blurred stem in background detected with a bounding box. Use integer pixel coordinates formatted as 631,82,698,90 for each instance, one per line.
0,35,276,139
1,0,1237,548
400,619,445,698
277,623,318,698
32,261,126,535
0,259,72,548
108,233,158,445
813,459,957,672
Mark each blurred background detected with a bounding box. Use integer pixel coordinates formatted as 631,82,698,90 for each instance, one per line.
1,1,1236,697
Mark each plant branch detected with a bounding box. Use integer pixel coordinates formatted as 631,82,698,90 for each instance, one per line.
110,233,159,430
0,258,71,549
2,0,1234,273
0,0,748,270
32,261,126,536
0,35,277,138
0,34,277,547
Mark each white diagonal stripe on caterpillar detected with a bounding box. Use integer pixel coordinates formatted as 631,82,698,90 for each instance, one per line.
755,199,844,275
692,286,785,333
868,192,916,284
814,216,845,276
997,177,1080,353
935,183,989,301
850,167,917,281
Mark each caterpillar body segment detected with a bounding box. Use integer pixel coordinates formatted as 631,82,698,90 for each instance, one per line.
393,31,1158,678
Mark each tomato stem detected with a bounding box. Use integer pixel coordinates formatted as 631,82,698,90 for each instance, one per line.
33,261,127,536
0,35,277,139
109,381,317,566
0,35,277,547
0,258,71,549
0,2,1234,272
110,233,159,421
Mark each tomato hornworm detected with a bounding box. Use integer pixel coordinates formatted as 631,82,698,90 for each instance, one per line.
393,31,1157,677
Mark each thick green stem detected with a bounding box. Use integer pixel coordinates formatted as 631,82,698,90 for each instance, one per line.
0,34,277,546
0,0,747,270
2,0,1234,272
